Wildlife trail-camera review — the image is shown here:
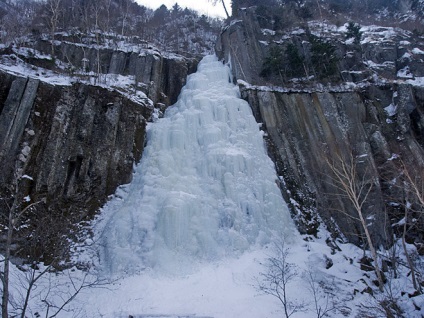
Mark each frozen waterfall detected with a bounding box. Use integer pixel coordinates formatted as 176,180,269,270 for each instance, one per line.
98,55,294,275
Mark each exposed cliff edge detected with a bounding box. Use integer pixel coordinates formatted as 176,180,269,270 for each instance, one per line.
0,69,152,213
216,7,424,247
34,39,199,107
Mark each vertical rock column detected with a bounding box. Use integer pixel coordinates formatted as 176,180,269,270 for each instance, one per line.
0,77,39,183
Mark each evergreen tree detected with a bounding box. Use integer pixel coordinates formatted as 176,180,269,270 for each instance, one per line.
151,4,169,26
260,45,285,80
171,3,181,17
285,43,305,78
345,22,362,45
309,35,339,79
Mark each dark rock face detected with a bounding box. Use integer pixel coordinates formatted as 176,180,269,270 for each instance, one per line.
0,70,152,218
216,8,424,246
241,84,424,246
0,77,39,177
215,10,265,85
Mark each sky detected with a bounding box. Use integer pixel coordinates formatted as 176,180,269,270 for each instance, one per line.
135,0,231,18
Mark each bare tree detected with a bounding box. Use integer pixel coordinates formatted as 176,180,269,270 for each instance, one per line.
0,0,39,47
379,156,423,294
90,0,102,80
209,0,230,19
396,161,423,294
358,280,405,318
45,0,62,57
304,268,339,318
18,263,52,318
41,270,106,318
1,172,44,318
101,0,113,35
1,221,105,318
0,168,106,318
3,258,107,318
119,0,130,37
325,153,385,291
257,241,307,317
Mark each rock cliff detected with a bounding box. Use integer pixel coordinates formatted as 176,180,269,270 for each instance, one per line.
0,39,199,210
0,70,153,260
241,83,424,246
216,7,424,246
0,71,152,216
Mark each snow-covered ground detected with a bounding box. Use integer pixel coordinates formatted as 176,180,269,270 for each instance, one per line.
3,226,423,317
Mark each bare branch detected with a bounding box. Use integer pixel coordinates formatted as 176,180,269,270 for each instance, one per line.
304,267,339,318
208,0,230,18
325,152,384,291
257,241,307,317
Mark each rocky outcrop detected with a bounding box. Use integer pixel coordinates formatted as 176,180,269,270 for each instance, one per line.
215,11,265,85
216,7,424,87
0,70,152,219
35,40,199,107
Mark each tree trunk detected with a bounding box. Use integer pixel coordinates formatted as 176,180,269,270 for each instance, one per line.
20,270,35,318
402,205,420,293
220,0,230,19
2,203,16,318
356,199,384,291
326,154,385,292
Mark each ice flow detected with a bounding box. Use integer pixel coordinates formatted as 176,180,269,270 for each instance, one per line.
98,55,294,275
